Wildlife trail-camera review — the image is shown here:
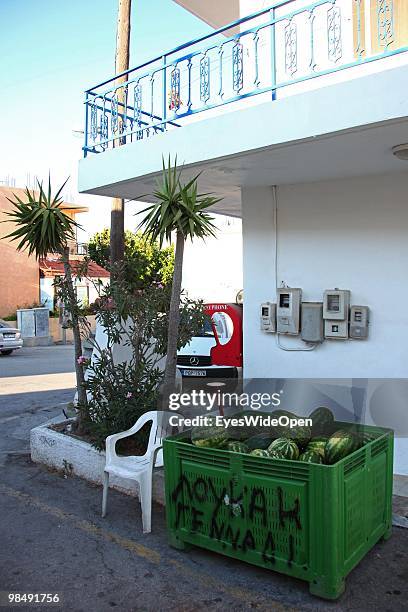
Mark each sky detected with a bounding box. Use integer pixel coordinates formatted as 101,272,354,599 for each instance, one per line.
0,0,213,239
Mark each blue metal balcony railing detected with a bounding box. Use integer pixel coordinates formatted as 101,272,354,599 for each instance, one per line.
83,0,407,156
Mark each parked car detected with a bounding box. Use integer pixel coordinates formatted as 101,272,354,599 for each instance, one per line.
0,319,23,355
177,303,243,383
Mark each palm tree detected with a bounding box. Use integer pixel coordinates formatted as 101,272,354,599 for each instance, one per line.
2,178,88,413
137,158,220,405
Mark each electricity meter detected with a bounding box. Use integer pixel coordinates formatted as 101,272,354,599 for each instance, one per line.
301,302,324,343
350,305,369,339
323,289,350,339
323,289,350,320
260,302,276,333
276,288,301,335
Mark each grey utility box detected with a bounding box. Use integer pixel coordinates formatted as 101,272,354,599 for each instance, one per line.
350,305,370,339
301,302,324,343
276,287,301,335
16,308,52,346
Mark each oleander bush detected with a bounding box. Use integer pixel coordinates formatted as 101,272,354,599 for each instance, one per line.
79,275,206,451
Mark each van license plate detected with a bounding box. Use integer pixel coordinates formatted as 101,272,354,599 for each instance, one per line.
182,369,206,377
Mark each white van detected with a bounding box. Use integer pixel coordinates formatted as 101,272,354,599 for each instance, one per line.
177,308,241,381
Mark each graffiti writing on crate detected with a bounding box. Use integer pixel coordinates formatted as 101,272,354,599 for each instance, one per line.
171,474,302,566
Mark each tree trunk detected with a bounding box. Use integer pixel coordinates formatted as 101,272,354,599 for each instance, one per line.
162,231,185,407
115,0,131,89
61,247,87,424
110,199,125,267
110,0,132,266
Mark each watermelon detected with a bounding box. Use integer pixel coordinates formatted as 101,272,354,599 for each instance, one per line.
271,409,298,427
270,409,300,438
225,422,258,441
193,434,228,449
325,430,356,464
226,412,266,440
341,425,365,451
285,425,312,449
352,433,363,451
246,433,275,450
309,407,335,436
268,450,284,459
191,419,229,449
346,428,377,449
227,441,249,454
306,437,328,459
299,450,323,464
249,449,270,458
359,431,377,445
268,438,299,460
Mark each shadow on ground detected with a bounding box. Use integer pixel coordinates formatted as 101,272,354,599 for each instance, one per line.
0,388,74,419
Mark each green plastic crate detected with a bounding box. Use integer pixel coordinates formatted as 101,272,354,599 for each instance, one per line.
163,419,393,600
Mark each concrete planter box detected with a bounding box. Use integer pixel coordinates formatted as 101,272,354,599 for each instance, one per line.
30,418,165,505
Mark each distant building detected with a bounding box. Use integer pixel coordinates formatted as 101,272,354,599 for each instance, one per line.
39,257,110,312
0,186,109,317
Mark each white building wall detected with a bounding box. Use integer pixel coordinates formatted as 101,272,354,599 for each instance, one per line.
40,277,54,310
88,278,109,305
242,172,408,379
242,174,408,474
182,216,243,303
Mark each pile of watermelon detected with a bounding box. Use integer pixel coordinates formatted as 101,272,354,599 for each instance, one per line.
190,407,377,465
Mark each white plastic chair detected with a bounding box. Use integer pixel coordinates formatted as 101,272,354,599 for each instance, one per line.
102,410,176,533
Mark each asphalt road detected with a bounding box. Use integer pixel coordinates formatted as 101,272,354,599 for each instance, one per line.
0,345,75,463
0,346,408,611
0,345,76,419
1,454,408,612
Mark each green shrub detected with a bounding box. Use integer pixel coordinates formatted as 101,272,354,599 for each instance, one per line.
80,278,206,451
88,229,174,291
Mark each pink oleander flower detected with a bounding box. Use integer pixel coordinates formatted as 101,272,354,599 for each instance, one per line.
126,392,133,399
77,356,88,366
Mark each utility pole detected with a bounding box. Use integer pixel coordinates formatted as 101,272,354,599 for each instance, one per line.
110,0,132,267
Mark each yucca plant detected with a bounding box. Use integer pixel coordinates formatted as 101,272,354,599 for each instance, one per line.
2,178,88,417
137,157,220,406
